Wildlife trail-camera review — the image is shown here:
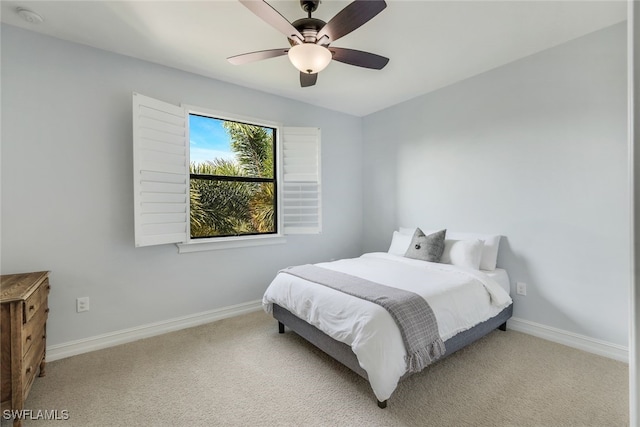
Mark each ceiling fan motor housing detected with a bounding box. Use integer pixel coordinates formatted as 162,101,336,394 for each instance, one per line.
289,18,326,45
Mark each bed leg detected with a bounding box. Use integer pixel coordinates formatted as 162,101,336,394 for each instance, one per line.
278,321,285,334
377,400,387,409
498,322,507,331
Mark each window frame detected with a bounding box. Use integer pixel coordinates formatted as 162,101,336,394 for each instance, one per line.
132,92,321,253
179,104,285,251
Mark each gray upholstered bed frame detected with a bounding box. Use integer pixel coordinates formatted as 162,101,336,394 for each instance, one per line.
272,302,513,408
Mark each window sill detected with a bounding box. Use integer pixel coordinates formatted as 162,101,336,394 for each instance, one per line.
176,235,287,253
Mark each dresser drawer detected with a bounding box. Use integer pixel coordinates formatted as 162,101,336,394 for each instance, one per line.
22,330,45,397
22,306,48,357
23,278,49,324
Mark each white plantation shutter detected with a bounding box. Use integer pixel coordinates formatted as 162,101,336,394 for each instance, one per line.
133,93,189,247
282,127,321,234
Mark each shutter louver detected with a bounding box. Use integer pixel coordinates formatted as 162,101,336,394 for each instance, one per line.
133,93,189,247
282,127,321,234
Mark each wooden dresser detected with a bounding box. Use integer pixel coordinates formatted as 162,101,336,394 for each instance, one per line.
1,271,50,427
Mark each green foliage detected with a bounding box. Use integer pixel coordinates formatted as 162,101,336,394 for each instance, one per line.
189,122,276,238
223,122,274,178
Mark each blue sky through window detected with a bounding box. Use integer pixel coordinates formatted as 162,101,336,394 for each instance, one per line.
189,115,235,164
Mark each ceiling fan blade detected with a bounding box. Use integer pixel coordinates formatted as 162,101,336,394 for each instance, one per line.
316,0,386,44
329,47,389,70
300,72,318,87
227,48,289,65
239,0,304,43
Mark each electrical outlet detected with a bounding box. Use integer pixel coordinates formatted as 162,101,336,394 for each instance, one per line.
516,282,527,296
76,297,90,313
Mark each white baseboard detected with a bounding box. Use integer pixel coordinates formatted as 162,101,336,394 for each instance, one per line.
508,317,629,363
47,306,629,364
46,300,263,362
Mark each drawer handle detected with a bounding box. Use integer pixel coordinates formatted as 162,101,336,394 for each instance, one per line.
25,335,32,342
46,285,51,291
45,308,50,314
42,334,46,340
28,305,35,311
25,367,32,375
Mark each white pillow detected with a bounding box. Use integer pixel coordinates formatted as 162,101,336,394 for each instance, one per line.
388,231,412,256
440,239,484,270
399,227,501,270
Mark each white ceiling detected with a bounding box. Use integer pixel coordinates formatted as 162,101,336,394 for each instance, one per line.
0,1,627,116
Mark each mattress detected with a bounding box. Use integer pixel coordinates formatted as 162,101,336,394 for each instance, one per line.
263,252,513,401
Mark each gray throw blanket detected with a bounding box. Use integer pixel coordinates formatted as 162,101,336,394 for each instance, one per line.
280,264,446,373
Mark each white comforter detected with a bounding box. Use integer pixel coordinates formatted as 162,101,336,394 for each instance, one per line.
262,252,513,401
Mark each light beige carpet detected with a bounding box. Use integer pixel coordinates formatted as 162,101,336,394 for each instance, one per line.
6,311,628,426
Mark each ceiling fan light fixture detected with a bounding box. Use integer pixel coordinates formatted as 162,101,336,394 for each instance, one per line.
288,43,332,74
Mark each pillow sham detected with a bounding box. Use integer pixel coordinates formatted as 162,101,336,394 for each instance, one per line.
388,231,413,256
403,228,446,262
440,239,485,270
400,227,501,270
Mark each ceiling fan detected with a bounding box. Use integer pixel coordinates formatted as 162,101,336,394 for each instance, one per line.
227,0,389,88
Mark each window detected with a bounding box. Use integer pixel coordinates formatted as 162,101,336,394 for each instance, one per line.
132,93,321,251
189,114,277,239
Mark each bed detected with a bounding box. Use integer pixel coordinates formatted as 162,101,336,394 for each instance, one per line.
262,228,513,407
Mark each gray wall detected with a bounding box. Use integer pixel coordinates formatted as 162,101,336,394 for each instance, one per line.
0,25,364,346
363,23,629,346
1,21,630,350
